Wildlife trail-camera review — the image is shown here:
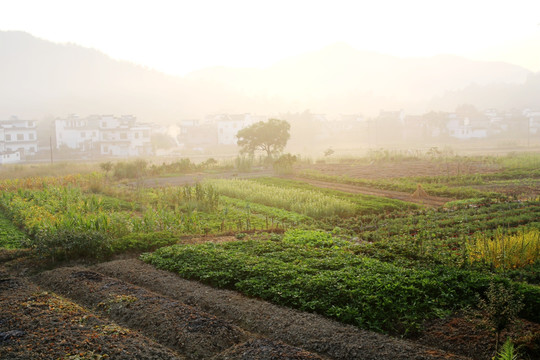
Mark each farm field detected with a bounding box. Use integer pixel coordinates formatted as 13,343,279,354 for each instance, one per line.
0,153,539,359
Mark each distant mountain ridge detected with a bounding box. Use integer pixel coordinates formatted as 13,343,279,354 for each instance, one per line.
0,31,250,122
186,43,532,114
0,31,536,122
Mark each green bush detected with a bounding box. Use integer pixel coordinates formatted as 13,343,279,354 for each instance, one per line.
112,231,178,253
282,229,337,248
32,229,112,261
113,159,147,179
273,153,297,174
514,282,540,323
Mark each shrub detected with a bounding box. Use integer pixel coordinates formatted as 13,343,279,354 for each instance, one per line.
112,231,178,253
99,161,113,174
467,229,540,270
273,153,297,175
32,229,112,261
113,159,147,179
282,229,337,248
479,281,524,351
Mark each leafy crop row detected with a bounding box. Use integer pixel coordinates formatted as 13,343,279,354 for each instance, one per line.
320,200,540,283
142,231,540,335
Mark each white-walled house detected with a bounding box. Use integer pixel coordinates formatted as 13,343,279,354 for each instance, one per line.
213,114,266,145
446,116,488,140
55,115,100,151
54,115,153,157
0,128,19,164
524,109,540,135
0,117,38,160
99,115,152,156
215,114,252,145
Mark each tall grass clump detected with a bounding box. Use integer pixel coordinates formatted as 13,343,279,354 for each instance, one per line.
206,179,356,219
466,229,539,270
235,155,254,172
497,152,540,170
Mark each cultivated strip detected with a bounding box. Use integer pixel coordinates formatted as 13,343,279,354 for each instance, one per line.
94,259,471,360
33,267,248,360
0,268,183,360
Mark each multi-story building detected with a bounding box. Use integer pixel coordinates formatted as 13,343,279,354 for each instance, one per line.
0,117,38,162
98,115,152,156
0,127,20,164
212,113,265,145
55,114,100,152
524,109,540,135
54,114,153,157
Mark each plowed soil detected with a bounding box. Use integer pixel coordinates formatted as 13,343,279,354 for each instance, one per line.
417,313,540,360
0,255,474,360
2,262,326,360
0,267,182,360
4,253,538,359
298,160,500,180
90,259,468,360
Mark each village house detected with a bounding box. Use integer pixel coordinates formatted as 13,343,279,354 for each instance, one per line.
446,114,489,140
0,116,38,163
524,109,540,135
54,114,153,157
213,113,265,145
55,114,100,152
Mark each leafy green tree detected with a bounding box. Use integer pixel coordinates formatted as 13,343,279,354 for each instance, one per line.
236,119,290,158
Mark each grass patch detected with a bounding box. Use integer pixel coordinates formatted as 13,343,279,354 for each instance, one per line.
0,211,28,249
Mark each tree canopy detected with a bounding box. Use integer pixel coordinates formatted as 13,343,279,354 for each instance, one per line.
236,119,290,158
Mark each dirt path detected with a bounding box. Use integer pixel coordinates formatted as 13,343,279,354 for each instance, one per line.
136,167,452,207
288,176,453,207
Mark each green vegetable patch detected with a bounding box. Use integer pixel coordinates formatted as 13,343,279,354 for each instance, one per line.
0,210,28,248
141,230,540,335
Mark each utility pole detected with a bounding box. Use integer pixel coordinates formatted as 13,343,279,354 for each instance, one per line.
49,136,53,164
528,116,530,148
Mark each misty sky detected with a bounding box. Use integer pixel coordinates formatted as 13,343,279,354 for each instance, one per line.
1,0,539,75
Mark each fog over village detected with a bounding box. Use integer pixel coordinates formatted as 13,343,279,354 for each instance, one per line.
1,1,539,163
1,2,540,360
